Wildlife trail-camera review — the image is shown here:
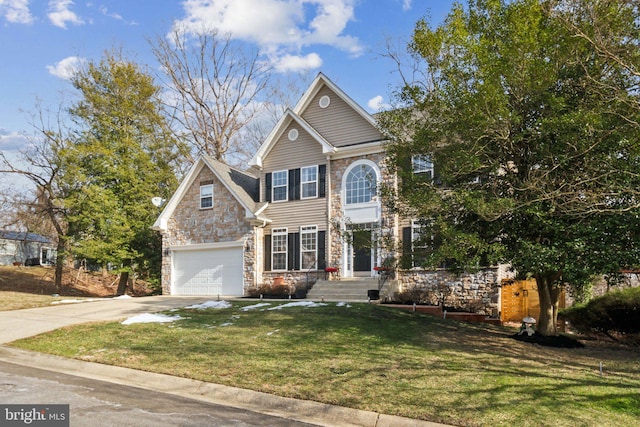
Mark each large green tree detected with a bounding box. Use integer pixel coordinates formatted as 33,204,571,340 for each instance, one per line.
63,51,180,294
380,0,640,335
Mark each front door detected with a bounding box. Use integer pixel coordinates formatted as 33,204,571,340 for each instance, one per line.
353,229,371,274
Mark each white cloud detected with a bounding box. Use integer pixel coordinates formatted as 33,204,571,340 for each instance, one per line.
99,5,121,21
273,52,322,73
0,0,32,24
46,56,86,80
48,0,84,29
0,128,29,151
367,95,391,112
173,0,363,73
402,0,412,11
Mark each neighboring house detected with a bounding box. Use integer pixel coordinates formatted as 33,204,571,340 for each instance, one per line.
0,231,55,266
153,73,510,315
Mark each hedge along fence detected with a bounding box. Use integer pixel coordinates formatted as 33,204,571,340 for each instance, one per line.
560,286,640,334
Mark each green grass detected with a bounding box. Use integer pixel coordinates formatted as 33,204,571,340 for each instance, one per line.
0,291,82,311
12,301,640,426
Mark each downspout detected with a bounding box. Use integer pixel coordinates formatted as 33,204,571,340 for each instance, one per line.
326,155,332,272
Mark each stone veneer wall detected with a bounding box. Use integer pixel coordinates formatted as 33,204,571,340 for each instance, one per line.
326,152,395,275
385,267,505,317
161,167,256,295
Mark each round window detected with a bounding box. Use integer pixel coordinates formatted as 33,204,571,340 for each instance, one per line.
288,128,299,141
319,95,331,109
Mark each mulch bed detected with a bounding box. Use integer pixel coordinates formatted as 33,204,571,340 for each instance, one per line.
511,332,585,348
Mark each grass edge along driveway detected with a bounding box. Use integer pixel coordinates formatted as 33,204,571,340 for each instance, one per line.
11,301,640,427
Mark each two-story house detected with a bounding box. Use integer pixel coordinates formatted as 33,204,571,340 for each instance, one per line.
153,73,506,315
153,72,391,293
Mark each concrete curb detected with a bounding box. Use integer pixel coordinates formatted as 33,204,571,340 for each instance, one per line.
0,346,449,427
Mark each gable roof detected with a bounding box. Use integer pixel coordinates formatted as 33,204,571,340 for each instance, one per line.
0,231,51,244
249,72,378,168
293,72,378,128
249,109,336,168
152,156,269,232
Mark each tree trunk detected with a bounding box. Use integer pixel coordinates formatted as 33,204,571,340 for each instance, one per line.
116,259,131,296
534,273,562,336
116,271,129,296
53,236,67,293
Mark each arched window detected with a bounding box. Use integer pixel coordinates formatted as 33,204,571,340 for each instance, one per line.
345,163,377,204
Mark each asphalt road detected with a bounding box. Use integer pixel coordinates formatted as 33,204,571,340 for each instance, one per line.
0,360,313,427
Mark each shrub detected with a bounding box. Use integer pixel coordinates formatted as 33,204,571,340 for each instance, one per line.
393,287,436,305
560,287,640,334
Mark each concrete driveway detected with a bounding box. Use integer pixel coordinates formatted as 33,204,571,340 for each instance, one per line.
0,295,211,344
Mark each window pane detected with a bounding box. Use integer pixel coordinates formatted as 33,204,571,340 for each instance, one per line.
412,155,433,177
273,171,287,185
302,182,316,198
272,170,288,201
346,165,376,204
273,186,287,201
273,253,286,270
302,252,316,269
301,166,317,198
200,184,213,208
273,235,287,252
272,231,288,270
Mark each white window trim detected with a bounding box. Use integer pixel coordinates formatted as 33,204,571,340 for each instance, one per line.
343,160,379,206
412,155,434,177
300,225,318,270
272,170,288,202
200,184,213,209
272,227,288,271
301,165,318,199
411,219,431,268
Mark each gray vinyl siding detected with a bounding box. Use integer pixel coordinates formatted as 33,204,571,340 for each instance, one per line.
264,122,327,170
262,122,328,233
301,86,382,147
263,198,328,234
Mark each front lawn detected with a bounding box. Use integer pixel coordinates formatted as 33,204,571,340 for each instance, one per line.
11,301,640,426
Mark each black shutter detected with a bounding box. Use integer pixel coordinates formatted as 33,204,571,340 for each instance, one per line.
400,155,412,194
265,173,272,202
264,234,272,271
317,230,326,269
433,159,442,186
318,164,326,198
401,226,412,269
288,232,300,270
289,169,300,201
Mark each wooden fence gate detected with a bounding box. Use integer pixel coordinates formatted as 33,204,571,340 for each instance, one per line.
501,279,538,323
501,279,566,323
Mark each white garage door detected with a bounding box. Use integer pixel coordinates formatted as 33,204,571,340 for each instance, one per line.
172,246,244,296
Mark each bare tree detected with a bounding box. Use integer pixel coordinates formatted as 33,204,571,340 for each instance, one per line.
0,104,70,291
151,28,272,165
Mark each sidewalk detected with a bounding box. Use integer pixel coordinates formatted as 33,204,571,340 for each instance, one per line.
0,296,451,427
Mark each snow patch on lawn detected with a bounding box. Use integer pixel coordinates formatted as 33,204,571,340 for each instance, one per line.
267,301,328,310
184,300,233,309
336,302,352,308
121,313,183,325
241,303,272,311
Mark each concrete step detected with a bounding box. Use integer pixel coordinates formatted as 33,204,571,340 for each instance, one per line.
306,279,380,301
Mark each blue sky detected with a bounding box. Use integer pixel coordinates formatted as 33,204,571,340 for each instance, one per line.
0,0,455,162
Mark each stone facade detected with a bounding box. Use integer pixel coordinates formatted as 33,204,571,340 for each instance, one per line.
325,152,396,274
160,166,257,295
384,268,504,317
